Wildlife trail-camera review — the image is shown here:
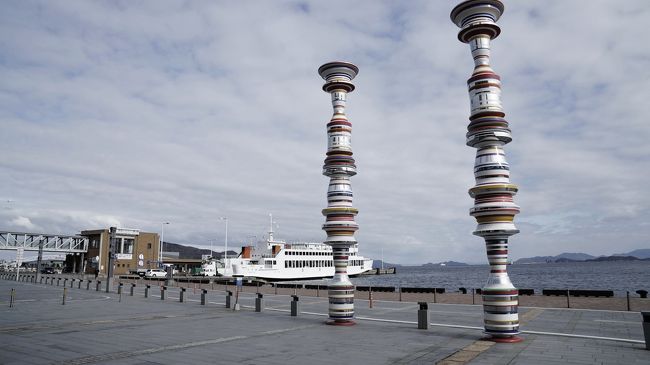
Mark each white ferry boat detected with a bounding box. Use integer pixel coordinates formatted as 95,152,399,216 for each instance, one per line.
200,217,373,281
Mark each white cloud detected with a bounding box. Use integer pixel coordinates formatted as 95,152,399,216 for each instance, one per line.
9,216,36,230
1,1,648,264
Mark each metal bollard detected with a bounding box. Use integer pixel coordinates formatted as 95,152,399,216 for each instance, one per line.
642,312,650,350
96,281,101,291
64,278,68,287
418,302,429,330
161,286,166,300
70,279,75,288
145,284,150,298
369,289,373,308
225,290,232,308
255,293,264,312
78,279,83,289
117,282,123,295
130,283,136,296
9,288,15,308
180,287,186,303
62,288,67,305
290,295,299,316
87,280,91,290
201,289,207,305
57,278,61,286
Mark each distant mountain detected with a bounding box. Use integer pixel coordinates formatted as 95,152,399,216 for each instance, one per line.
514,255,558,264
587,255,640,262
617,249,650,259
163,242,237,260
422,261,469,267
515,249,649,264
556,252,596,261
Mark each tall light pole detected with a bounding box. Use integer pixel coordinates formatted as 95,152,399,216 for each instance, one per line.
219,217,228,269
160,222,170,266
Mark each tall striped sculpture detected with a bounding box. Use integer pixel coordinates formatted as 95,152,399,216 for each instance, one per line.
318,61,359,326
450,0,522,342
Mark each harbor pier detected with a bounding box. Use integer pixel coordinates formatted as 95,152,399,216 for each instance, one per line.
1,276,648,364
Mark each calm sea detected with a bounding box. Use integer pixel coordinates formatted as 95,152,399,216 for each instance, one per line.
309,261,649,297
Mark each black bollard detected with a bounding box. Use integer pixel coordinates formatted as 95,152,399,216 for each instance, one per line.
86,280,91,290
9,288,15,308
418,302,429,330
290,295,299,316
180,287,186,303
96,281,101,291
62,288,67,305
226,290,232,308
145,284,150,298
161,286,166,300
70,279,75,288
201,289,207,305
255,293,264,312
78,279,83,289
130,283,136,296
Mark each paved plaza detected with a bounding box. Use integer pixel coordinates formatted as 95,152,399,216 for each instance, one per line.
0,279,648,364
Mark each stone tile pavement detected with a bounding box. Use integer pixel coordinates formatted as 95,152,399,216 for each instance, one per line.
0,279,647,364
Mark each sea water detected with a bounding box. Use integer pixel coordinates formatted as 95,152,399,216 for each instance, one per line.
306,261,650,297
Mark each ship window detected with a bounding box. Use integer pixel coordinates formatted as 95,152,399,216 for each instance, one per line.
285,262,288,268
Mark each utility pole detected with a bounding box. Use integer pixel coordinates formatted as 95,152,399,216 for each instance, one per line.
106,227,116,293
35,238,44,283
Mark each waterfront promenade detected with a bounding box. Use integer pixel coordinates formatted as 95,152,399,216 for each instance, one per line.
1,278,648,364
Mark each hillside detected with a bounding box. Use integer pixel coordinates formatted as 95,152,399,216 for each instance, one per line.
516,249,649,264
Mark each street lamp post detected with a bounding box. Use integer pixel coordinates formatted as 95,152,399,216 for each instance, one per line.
219,217,228,272
160,222,170,266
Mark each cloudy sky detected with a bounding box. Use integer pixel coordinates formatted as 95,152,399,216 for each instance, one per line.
1,1,649,264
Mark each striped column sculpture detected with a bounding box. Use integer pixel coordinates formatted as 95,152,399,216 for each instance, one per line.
450,0,522,342
318,61,359,326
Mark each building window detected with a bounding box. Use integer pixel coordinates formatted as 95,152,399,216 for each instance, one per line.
148,243,152,249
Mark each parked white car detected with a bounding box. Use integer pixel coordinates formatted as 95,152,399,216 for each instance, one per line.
145,269,167,278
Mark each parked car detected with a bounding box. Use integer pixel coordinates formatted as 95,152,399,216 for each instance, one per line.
145,269,167,278
41,267,55,274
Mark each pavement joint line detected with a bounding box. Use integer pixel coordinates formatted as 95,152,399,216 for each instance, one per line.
519,330,645,344
519,308,544,324
435,340,495,365
292,312,647,345
593,319,640,324
0,312,224,334
55,325,316,365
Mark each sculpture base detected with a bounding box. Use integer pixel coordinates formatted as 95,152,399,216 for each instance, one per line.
325,320,356,326
482,335,523,343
